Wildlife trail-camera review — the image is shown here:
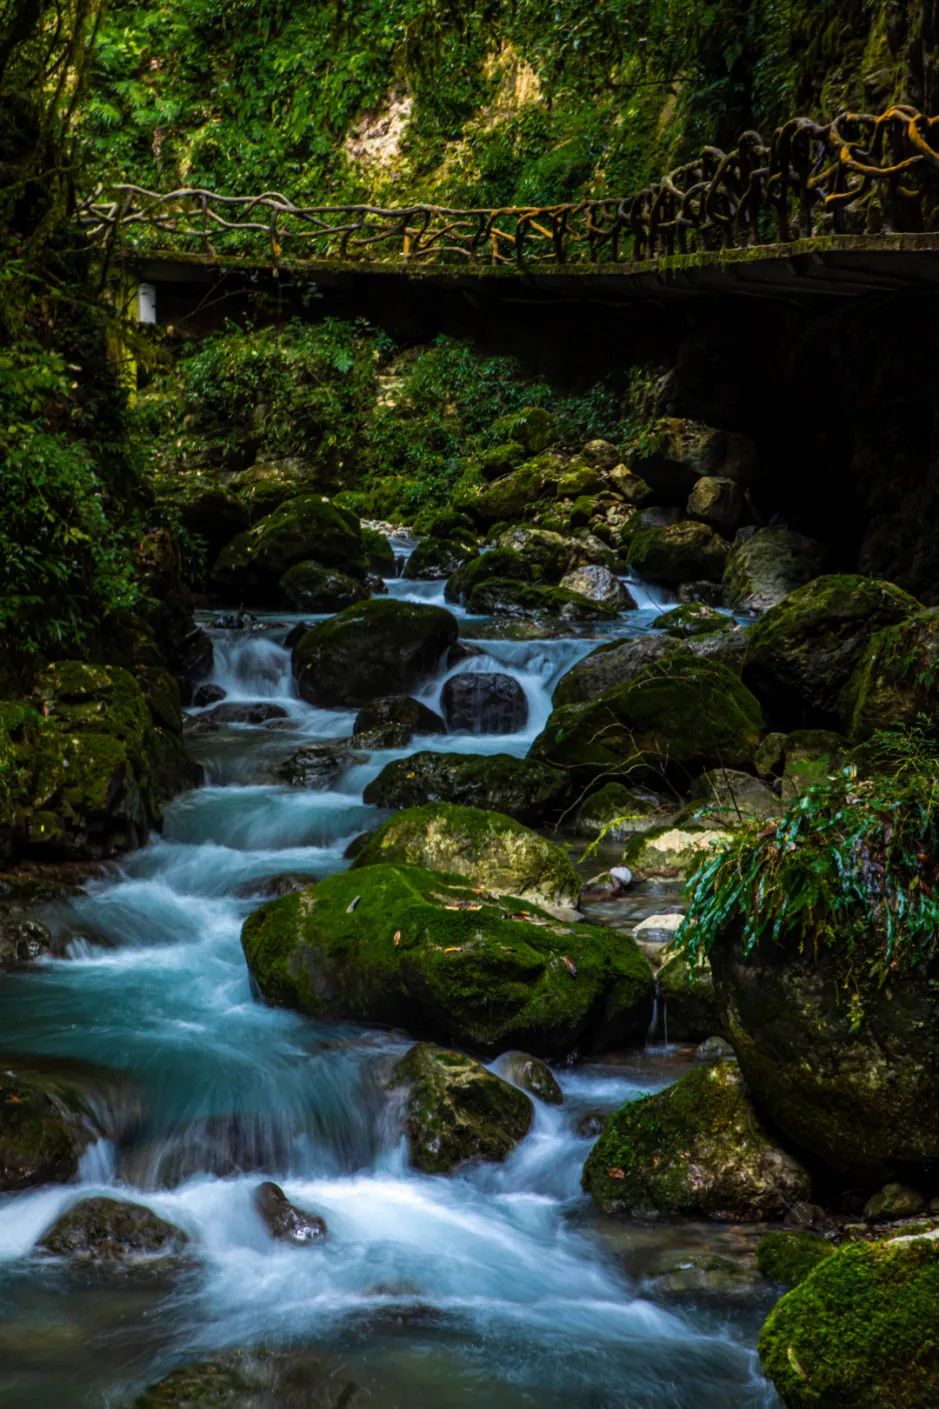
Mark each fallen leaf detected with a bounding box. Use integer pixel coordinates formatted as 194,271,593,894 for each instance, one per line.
607,1166,625,1180
392,930,401,946
346,896,361,913
562,955,578,977
443,946,461,954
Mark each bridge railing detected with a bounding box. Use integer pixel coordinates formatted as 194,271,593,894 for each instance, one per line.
78,106,939,268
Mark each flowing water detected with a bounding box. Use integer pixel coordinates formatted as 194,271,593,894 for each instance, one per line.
0,563,779,1407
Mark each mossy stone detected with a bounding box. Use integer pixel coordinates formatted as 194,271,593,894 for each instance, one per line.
210,494,364,605
467,579,617,621
582,1059,810,1220
723,527,826,614
652,604,729,637
291,599,458,708
241,863,653,1057
361,526,396,576
38,1196,189,1263
391,1042,533,1173
758,1237,939,1408
278,561,368,612
756,1230,835,1287
403,537,476,580
656,948,723,1041
574,782,664,839
362,751,569,825
622,823,733,881
552,635,687,708
350,802,581,916
627,521,729,586
458,454,564,525
135,1349,358,1408
489,406,556,455
843,608,939,743
444,548,538,604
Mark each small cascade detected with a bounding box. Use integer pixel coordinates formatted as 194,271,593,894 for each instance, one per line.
621,568,678,613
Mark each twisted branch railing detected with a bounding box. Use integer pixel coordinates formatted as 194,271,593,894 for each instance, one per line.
78,106,939,269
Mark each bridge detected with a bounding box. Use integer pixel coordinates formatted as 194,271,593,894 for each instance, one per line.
82,106,939,311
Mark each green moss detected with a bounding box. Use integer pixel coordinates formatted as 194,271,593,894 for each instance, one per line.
210,494,365,606
292,598,458,708
278,561,368,612
583,1059,809,1220
758,1237,939,1408
351,802,582,914
241,862,652,1056
844,609,939,744
756,1231,835,1287
445,548,538,604
652,604,729,637
458,454,564,525
362,750,569,824
361,526,396,576
467,578,618,621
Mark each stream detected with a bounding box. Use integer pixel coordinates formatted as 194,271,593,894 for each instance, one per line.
0,554,780,1407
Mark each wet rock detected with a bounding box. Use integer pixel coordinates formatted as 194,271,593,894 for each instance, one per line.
532,657,763,787
119,1112,294,1188
403,537,475,580
627,521,729,587
632,913,684,948
502,1052,563,1105
362,751,568,825
277,742,364,789
350,802,581,917
444,548,538,605
361,526,395,577
577,1112,606,1139
656,949,723,1042
134,1348,362,1408
210,496,365,606
742,573,917,729
645,1251,764,1304
188,701,288,732
253,1180,326,1244
574,783,669,840
558,565,633,609
583,1060,811,1220
0,917,53,967
234,873,312,900
723,527,826,614
758,1236,939,1409
491,526,573,580
623,824,733,882
864,1183,926,1221
242,863,653,1058
695,1036,735,1062
440,672,528,734
391,1043,533,1173
38,1196,189,1263
292,600,458,708
552,634,686,707
652,603,729,637
352,696,445,749
467,579,617,622
630,418,758,503
755,1230,834,1288
192,683,225,708
279,561,369,613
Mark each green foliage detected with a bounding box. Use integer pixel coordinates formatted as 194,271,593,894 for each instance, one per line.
676,724,939,998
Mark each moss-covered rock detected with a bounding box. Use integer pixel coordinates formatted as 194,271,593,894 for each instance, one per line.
623,824,734,881
652,604,729,637
754,729,850,799
843,608,939,744
502,1052,563,1104
742,575,918,729
457,454,564,525
531,657,763,786
756,1230,834,1287
38,1196,189,1263
292,599,458,707
630,418,758,503
134,1349,358,1408
241,864,653,1057
758,1236,939,1408
361,526,396,576
492,526,573,581
656,949,723,1041
278,561,369,612
0,916,53,967
582,1060,810,1220
553,635,686,707
229,457,326,522
559,565,633,609
574,782,667,839
350,802,581,917
687,768,780,822
444,548,538,604
403,537,476,580
440,672,527,734
686,475,743,533
210,495,364,605
362,751,568,824
467,579,618,621
489,406,556,455
474,440,527,481
352,695,446,748
0,1058,137,1191
627,521,729,586
723,528,827,615
391,1042,533,1173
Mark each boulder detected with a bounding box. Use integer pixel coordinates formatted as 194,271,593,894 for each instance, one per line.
685,623,749,674
582,1060,810,1220
362,752,568,825
501,1052,563,1105
241,864,653,1057
440,673,528,734
352,695,446,748
622,824,733,881
361,526,396,577
488,406,556,454
38,1196,189,1263
656,949,723,1041
627,521,729,586
651,604,729,637
253,1180,326,1244
493,526,575,580
276,742,364,789
630,418,758,502
403,538,475,580
391,1043,533,1173
688,768,780,822
559,565,634,609
210,496,364,605
756,1230,834,1287
229,457,324,521
474,441,527,481
0,1058,137,1191
758,1237,939,1409
0,916,53,967
193,702,288,728
192,683,225,708
864,1183,926,1221
553,635,685,707
278,562,368,612
754,729,849,799
723,528,826,615
350,803,581,917
457,454,564,525
444,548,538,605
134,1349,359,1409
467,580,617,622
843,608,939,744
742,574,917,729
531,657,763,787
686,475,743,532
292,600,458,708
574,783,668,839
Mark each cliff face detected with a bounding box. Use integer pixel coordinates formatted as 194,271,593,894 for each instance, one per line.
85,0,932,207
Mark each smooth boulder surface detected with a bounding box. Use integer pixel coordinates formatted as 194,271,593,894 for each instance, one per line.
553,635,685,707
440,672,528,734
467,579,617,622
758,1237,939,1409
444,548,538,605
403,537,475,580
0,917,53,967
253,1181,326,1244
241,864,653,1057
559,565,633,608
277,742,364,789
292,599,458,708
710,924,939,1179
352,695,446,748
134,1349,361,1409
362,752,569,824
582,1060,810,1220
723,527,826,614
38,1196,189,1263
278,561,368,612
350,803,581,917
531,657,763,786
391,1043,533,1173
501,1052,563,1105
210,495,364,605
742,574,917,729
627,521,729,586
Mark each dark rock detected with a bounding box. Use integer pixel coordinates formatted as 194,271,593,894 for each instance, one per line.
467,579,617,622
553,635,686,707
630,417,758,503
292,600,458,708
277,742,364,789
627,521,729,586
233,873,312,899
134,1348,362,1408
0,917,53,967
352,695,446,748
192,683,225,708
188,701,288,732
253,1180,326,1244
502,1052,563,1105
441,672,528,734
362,751,569,824
404,538,475,580
210,496,365,606
723,528,827,615
278,561,369,613
38,1196,189,1263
